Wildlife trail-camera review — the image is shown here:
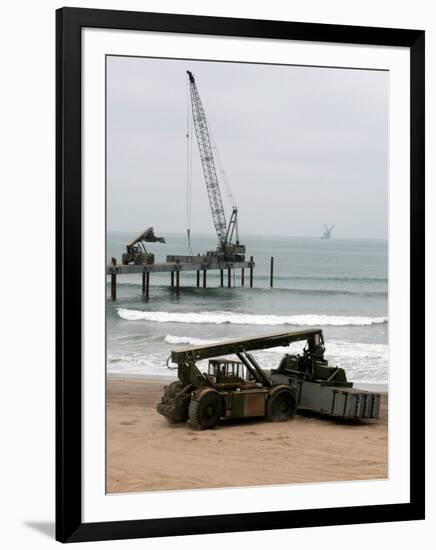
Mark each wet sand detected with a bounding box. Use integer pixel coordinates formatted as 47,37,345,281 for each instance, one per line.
107,376,388,493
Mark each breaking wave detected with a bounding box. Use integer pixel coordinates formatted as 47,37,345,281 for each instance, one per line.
117,309,388,327
108,334,388,384
164,335,218,346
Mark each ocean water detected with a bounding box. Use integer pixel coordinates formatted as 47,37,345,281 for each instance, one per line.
106,233,388,385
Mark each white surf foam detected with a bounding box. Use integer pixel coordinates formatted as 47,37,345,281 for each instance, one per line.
164,335,218,346
108,333,388,384
117,309,388,327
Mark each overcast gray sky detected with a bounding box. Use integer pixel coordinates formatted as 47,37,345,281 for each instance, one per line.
107,56,388,239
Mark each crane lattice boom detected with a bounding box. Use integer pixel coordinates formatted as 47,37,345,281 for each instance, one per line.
187,71,228,247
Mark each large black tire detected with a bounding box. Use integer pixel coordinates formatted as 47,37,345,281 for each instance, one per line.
121,252,131,265
134,252,145,265
266,388,296,422
189,390,223,430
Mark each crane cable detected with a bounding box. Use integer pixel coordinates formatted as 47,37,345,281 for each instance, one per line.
208,118,237,209
186,77,193,255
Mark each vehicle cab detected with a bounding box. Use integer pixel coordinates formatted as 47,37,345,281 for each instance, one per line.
207,358,251,384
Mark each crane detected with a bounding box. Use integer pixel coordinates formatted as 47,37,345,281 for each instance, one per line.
186,70,245,261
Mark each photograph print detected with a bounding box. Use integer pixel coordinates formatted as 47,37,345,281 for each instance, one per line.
106,55,388,494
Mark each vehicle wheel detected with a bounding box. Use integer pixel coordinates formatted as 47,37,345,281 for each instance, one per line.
266,388,296,422
121,253,130,265
134,252,145,265
189,390,223,430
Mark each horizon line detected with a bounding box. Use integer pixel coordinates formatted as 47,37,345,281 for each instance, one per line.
106,230,388,241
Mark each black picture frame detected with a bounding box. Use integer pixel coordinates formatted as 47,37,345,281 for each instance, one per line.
56,7,425,543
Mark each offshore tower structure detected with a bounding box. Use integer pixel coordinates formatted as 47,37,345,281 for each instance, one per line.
321,224,335,239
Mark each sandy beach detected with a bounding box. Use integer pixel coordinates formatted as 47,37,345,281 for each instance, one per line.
106,375,388,494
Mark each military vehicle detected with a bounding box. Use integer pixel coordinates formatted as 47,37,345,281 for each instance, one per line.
157,329,381,429
121,227,165,265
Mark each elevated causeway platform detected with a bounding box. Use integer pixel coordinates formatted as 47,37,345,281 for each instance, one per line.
106,255,256,300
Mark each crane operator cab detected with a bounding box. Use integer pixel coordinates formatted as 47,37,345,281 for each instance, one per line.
207,358,256,386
